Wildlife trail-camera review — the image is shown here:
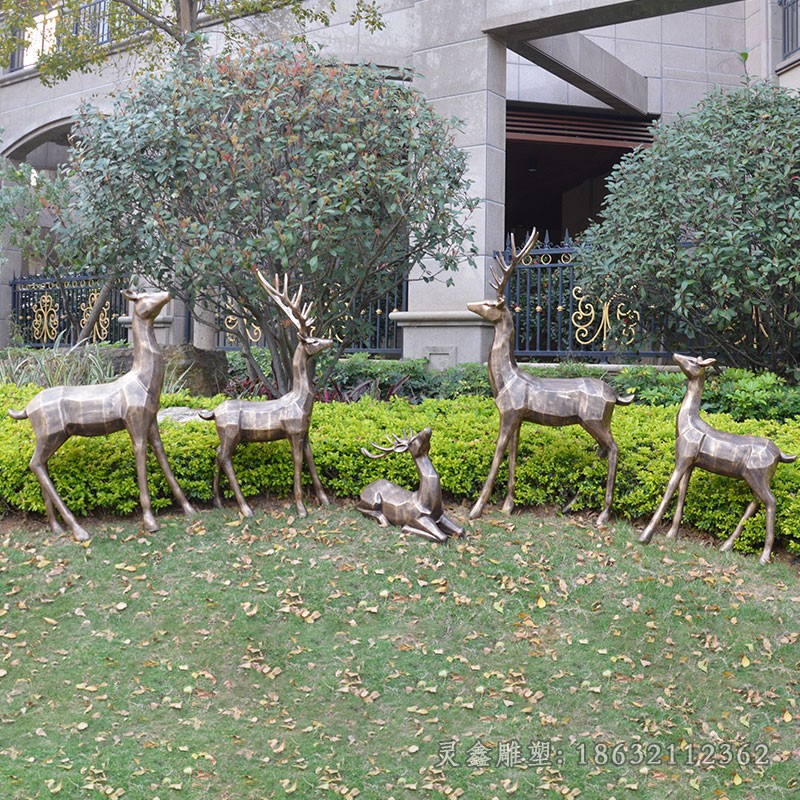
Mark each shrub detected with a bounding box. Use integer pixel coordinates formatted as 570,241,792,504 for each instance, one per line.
1,383,799,557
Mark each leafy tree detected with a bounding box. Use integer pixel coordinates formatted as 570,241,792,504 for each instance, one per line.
579,78,800,374
63,43,478,391
0,1,383,86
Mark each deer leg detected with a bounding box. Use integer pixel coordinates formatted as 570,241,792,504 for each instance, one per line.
720,499,759,555
214,432,252,517
666,467,693,540
211,445,224,510
129,430,158,533
501,424,521,515
402,518,448,544
741,474,778,565
437,513,465,540
639,462,690,544
357,500,390,527
303,438,329,507
147,422,195,518
289,436,308,518
582,420,618,527
470,417,517,520
29,435,90,541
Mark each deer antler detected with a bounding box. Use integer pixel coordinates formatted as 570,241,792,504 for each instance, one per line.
255,270,316,336
361,430,415,459
489,228,539,298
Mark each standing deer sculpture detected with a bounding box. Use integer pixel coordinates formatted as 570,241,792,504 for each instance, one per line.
467,228,634,524
199,273,332,518
8,289,196,541
638,353,796,564
357,427,464,542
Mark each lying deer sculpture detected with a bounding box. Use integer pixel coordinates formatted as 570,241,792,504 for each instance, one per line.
8,290,196,540
199,273,332,518
638,353,796,564
467,228,634,524
357,427,464,542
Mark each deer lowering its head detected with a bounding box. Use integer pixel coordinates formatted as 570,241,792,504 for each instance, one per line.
467,229,634,524
199,273,332,518
357,427,464,543
8,290,196,540
638,353,796,564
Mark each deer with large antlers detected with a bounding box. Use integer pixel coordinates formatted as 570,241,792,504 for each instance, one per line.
467,228,634,524
357,427,464,542
638,353,796,564
199,273,332,518
8,290,196,540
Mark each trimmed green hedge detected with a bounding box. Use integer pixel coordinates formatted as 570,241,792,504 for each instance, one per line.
1,383,799,556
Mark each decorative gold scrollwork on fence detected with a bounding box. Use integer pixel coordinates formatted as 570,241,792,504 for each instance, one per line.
80,290,111,342
572,287,640,349
224,308,262,344
32,293,60,344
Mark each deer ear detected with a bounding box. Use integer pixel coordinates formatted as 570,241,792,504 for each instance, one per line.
699,357,717,367
121,288,138,302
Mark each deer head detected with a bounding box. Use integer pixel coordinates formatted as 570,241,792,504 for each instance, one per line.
361,428,432,460
121,289,172,320
673,353,717,379
467,228,538,322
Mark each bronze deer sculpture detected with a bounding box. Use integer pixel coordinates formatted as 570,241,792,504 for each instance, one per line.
638,353,796,564
467,229,634,524
8,289,196,540
199,273,332,518
357,427,464,542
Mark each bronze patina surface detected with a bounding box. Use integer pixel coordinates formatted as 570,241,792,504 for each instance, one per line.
357,427,464,543
639,353,795,564
467,229,634,525
200,273,331,518
8,289,196,540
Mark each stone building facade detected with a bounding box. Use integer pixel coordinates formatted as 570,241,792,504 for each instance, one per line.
1,0,797,362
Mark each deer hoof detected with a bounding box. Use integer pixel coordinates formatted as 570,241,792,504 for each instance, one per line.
596,510,611,528
638,529,654,544
72,525,91,542
468,504,484,521
719,540,734,553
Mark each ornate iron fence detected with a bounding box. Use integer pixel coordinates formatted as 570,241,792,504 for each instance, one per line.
503,232,669,361
214,282,406,356
10,274,129,346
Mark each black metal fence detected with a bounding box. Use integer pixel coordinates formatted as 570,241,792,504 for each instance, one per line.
10,274,129,346
503,232,669,362
781,0,800,59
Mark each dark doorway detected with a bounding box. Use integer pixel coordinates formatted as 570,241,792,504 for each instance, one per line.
505,106,655,243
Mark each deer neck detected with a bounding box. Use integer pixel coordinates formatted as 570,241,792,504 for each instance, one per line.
288,344,314,404
130,315,164,389
678,374,704,426
487,307,521,395
415,454,441,508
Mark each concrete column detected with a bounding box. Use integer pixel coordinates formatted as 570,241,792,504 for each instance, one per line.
392,0,507,366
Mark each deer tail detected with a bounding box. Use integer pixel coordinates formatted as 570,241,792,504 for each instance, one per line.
7,407,28,420
779,450,797,464
197,409,215,421
615,393,635,406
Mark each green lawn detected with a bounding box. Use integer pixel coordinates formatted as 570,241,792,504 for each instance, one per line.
0,501,797,800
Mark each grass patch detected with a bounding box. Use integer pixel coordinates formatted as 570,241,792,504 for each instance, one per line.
0,503,798,799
